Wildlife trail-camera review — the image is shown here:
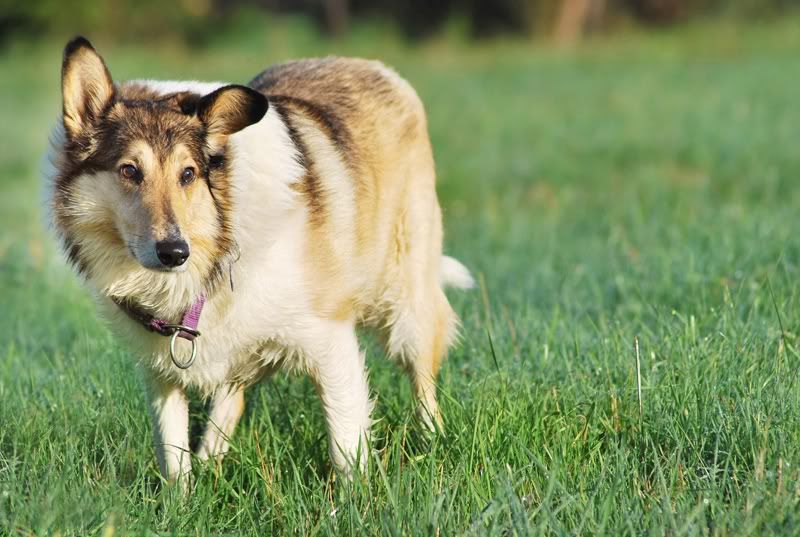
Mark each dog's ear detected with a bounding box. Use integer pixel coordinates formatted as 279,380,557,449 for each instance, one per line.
61,37,114,140
197,85,268,148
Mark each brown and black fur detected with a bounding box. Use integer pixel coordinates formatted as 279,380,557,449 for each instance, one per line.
48,38,472,485
53,38,267,299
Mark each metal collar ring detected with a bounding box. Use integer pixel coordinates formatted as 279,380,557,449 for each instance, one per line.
165,325,200,369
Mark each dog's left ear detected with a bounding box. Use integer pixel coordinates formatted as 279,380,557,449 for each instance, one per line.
197,85,268,149
61,37,115,140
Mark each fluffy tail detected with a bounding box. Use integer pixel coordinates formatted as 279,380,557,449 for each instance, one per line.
440,256,475,289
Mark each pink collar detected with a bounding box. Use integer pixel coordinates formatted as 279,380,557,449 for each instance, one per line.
112,294,206,369
112,294,205,340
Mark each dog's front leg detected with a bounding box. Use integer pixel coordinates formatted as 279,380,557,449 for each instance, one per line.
308,325,373,478
196,384,246,463
145,374,192,487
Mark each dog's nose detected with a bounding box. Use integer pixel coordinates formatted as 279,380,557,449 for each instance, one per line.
155,239,190,267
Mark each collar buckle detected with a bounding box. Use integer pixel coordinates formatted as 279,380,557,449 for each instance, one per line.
161,323,201,340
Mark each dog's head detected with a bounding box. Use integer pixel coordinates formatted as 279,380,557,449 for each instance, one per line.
51,37,268,298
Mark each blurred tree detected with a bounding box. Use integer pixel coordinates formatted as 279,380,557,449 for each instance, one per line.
626,0,694,23
555,0,607,43
0,0,215,43
323,0,349,35
0,0,795,45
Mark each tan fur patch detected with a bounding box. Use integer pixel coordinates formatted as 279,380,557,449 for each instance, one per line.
253,58,436,323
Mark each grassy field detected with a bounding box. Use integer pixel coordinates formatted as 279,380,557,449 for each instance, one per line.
2,16,800,535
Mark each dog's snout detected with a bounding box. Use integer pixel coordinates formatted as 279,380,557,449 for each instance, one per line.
155,239,190,267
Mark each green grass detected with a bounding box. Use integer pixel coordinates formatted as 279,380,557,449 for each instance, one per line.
2,16,800,535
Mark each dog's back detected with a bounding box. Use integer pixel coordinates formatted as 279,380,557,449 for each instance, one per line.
250,57,471,428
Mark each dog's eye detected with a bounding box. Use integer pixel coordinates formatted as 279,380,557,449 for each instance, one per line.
119,164,140,181
180,167,196,186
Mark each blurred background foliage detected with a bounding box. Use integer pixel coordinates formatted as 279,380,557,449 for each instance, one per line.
0,0,796,47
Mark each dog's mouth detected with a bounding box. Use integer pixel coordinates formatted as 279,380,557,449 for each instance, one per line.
149,264,188,274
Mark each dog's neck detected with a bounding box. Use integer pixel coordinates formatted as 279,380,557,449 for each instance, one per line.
93,254,210,319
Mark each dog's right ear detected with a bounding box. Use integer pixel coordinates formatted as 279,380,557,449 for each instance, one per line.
61,37,114,139
196,85,268,151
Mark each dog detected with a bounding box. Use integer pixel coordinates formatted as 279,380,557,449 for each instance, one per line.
46,36,473,485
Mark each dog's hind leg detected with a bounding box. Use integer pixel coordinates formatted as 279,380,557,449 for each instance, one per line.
383,188,460,431
196,384,246,463
396,287,457,431
306,321,373,477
